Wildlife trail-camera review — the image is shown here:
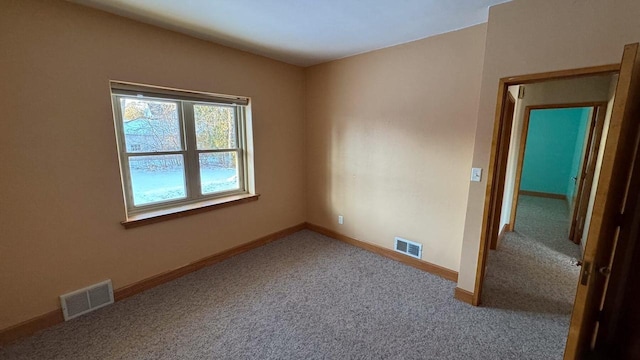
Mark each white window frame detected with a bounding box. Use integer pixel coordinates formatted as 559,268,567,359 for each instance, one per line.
110,82,253,218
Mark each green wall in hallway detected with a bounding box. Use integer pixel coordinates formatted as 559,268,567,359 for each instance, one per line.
521,107,591,196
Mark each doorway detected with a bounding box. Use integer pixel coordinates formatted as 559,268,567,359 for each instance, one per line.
479,78,616,358
507,103,608,250
473,43,640,359
486,78,616,256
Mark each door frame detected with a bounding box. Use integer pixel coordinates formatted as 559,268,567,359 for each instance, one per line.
472,63,620,306
568,105,608,244
508,102,607,234
487,92,516,250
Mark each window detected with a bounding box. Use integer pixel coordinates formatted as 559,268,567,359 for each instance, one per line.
110,82,254,221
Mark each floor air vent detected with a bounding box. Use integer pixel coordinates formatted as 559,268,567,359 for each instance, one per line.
395,237,422,259
60,279,114,321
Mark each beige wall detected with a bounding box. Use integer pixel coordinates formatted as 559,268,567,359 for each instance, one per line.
459,0,640,292
0,0,306,330
499,75,614,233
305,25,487,272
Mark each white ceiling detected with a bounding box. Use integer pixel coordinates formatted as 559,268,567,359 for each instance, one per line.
72,0,510,67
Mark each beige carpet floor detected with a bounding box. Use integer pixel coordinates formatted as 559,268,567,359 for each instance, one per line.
483,195,581,334
0,196,581,359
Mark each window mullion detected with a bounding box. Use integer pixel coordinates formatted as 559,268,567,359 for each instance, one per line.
182,102,201,199
234,105,241,150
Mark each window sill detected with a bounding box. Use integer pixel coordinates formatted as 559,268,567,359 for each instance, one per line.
121,193,260,229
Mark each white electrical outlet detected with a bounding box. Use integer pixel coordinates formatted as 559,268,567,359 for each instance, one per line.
338,215,344,225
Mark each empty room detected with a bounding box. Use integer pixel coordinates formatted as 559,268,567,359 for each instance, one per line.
1,0,640,359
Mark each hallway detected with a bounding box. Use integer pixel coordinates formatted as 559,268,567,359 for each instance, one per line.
482,195,582,354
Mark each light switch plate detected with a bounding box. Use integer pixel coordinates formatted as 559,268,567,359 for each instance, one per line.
471,168,482,182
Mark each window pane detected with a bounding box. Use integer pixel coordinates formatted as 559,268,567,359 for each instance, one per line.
128,155,186,206
199,152,240,194
194,104,237,150
120,98,182,152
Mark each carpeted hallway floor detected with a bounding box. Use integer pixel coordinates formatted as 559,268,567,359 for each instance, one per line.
483,195,581,314
0,196,581,359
